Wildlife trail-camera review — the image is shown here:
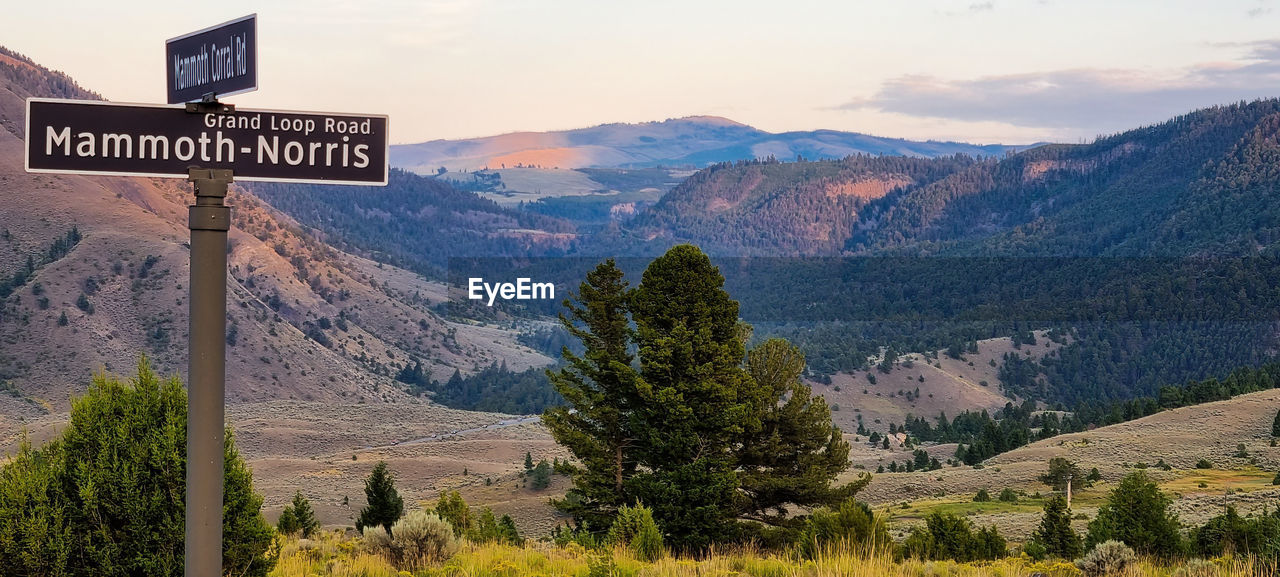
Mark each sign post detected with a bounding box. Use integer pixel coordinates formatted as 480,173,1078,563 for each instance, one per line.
185,167,232,577
24,16,387,575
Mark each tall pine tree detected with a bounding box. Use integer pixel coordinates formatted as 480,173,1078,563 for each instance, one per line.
627,245,755,548
544,259,639,531
546,245,861,550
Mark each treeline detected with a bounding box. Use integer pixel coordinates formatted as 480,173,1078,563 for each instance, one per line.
247,169,574,279
890,361,1280,466
0,46,101,102
849,99,1280,256
397,362,560,415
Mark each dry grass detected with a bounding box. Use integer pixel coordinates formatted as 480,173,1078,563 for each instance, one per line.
271,532,1275,577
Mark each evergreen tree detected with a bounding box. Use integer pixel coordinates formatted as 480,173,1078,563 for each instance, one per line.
276,507,299,536
524,451,534,471
435,490,473,536
1086,471,1183,557
356,462,404,534
1030,496,1083,559
545,246,860,550
289,491,319,538
625,245,764,548
1272,409,1280,437
1040,457,1089,507
736,338,864,525
544,259,638,532
0,357,275,577
531,460,553,490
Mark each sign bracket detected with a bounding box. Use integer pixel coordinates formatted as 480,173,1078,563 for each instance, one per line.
185,101,235,114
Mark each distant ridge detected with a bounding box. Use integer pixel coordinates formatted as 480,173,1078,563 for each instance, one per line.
391,116,1027,173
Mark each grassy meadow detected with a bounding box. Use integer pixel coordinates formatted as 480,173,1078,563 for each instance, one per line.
268,531,1269,577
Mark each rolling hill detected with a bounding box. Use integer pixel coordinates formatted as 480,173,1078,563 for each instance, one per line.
390,115,1025,174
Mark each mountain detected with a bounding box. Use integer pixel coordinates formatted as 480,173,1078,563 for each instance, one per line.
587,100,1280,259
0,47,552,422
390,116,1024,173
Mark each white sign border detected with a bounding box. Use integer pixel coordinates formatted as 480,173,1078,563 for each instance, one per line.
24,97,390,187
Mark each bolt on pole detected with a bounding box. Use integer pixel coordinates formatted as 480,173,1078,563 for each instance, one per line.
186,167,232,577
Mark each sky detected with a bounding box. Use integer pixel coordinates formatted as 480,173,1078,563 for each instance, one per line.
4,0,1280,145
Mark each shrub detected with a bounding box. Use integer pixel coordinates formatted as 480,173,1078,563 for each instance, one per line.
998,488,1018,503
1196,459,1213,469
1075,540,1136,577
797,498,888,559
1023,540,1048,561
282,491,319,538
471,506,523,545
973,489,991,502
901,512,1006,562
1030,495,1083,560
530,459,552,490
277,507,300,536
608,503,664,561
1086,472,1182,557
362,509,458,570
1191,505,1280,561
0,357,275,577
435,490,472,537
1174,558,1221,577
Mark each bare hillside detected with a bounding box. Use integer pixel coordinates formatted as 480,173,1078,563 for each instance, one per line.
0,49,552,421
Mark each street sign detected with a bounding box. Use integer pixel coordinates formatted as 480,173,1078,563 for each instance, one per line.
166,14,257,104
25,98,389,185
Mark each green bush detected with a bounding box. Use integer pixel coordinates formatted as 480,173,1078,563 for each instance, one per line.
973,489,991,502
1023,540,1048,561
0,357,276,577
796,498,888,559
1192,505,1280,561
471,506,523,546
608,503,664,562
998,488,1018,503
530,459,553,490
901,512,1006,562
434,490,472,537
278,491,319,538
361,510,458,570
277,508,300,536
1075,540,1136,577
1196,459,1213,469
1029,495,1083,560
1086,472,1183,557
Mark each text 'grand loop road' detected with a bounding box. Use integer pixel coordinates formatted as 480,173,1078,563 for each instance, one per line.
24,98,388,185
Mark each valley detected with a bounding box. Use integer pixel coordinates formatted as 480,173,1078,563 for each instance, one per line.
5,42,1280,568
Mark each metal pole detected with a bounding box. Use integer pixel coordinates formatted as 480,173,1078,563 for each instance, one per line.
186,167,232,577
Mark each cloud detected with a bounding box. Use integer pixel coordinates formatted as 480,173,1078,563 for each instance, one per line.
839,40,1280,135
